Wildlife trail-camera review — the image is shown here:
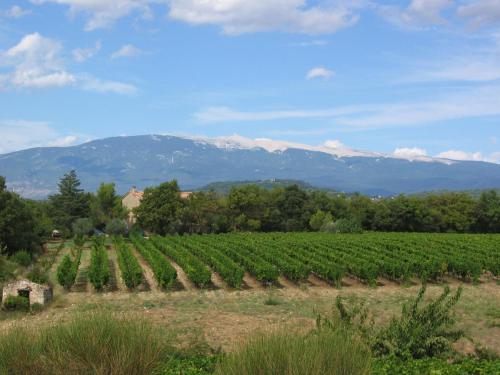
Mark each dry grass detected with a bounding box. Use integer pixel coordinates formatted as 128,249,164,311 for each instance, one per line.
0,281,498,355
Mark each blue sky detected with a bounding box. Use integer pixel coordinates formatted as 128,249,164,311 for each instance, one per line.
0,0,499,162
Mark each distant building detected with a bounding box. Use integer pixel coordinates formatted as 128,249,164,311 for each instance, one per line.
122,186,193,227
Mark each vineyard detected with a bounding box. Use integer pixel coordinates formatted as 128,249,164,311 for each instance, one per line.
55,233,499,292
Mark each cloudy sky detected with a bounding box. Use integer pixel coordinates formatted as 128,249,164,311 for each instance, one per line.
0,0,499,162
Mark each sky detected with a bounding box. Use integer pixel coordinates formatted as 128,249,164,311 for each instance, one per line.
0,0,499,163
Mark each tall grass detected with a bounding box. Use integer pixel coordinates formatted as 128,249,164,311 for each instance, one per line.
215,328,371,375
0,312,174,375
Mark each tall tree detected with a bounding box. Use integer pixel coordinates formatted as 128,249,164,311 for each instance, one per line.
0,176,40,254
134,180,183,235
49,170,91,235
474,190,500,232
90,183,127,229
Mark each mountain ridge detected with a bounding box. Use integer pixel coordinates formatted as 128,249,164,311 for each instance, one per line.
1,134,499,198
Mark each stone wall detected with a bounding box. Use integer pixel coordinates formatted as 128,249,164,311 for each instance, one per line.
2,279,53,305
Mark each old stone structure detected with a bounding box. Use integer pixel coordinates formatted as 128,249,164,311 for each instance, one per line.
2,279,53,306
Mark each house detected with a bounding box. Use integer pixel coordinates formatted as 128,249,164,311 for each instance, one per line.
2,280,53,306
122,187,193,227
122,186,144,226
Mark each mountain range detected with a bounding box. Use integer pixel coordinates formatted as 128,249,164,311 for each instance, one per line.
1,134,499,198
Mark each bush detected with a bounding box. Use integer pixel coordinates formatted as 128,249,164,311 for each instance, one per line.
72,218,93,237
325,218,363,234
215,328,371,375
105,219,127,236
373,284,463,359
0,312,175,374
27,266,49,284
10,250,32,267
372,357,500,375
2,295,29,311
73,234,85,248
322,284,464,360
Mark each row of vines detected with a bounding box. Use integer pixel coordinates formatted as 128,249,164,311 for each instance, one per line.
56,233,499,291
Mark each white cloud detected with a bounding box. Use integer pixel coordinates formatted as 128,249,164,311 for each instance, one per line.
457,0,500,27
194,106,359,123
335,85,500,128
30,0,154,31
410,59,500,82
393,147,428,159
0,120,83,154
168,0,360,35
81,76,138,95
1,33,137,94
435,150,500,164
306,66,334,80
0,33,76,89
195,85,500,127
111,44,141,59
4,5,31,18
72,40,101,62
378,0,452,28
291,40,328,47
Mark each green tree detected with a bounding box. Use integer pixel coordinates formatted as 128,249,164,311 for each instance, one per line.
105,219,127,236
309,210,333,231
49,170,91,235
180,191,228,234
90,183,127,230
474,190,500,232
0,176,40,254
134,180,183,235
277,185,309,231
72,218,94,237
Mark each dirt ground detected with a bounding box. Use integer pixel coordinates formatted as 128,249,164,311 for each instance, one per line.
1,280,499,354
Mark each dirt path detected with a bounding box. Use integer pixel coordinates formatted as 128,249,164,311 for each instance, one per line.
130,246,157,292
107,247,126,292
73,249,91,293
278,276,297,289
243,272,263,289
168,258,195,291
211,272,229,290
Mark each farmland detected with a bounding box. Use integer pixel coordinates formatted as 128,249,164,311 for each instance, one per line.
1,232,499,374
54,232,499,293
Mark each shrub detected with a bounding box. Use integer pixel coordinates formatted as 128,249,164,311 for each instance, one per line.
88,237,110,291
0,312,175,374
27,266,49,284
10,250,32,267
310,210,333,231
322,284,464,360
216,328,371,375
2,295,29,311
72,218,93,237
73,234,85,248
106,219,127,236
373,284,463,359
325,218,363,234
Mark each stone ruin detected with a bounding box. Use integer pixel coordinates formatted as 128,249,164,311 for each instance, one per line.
2,279,53,306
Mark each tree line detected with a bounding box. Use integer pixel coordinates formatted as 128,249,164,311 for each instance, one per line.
135,179,500,235
1,171,499,255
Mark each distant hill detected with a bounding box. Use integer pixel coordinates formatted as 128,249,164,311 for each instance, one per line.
0,134,499,199
412,188,500,199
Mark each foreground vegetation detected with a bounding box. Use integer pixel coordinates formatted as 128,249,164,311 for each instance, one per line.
0,285,498,374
